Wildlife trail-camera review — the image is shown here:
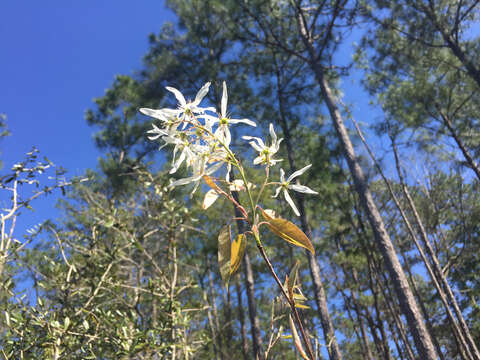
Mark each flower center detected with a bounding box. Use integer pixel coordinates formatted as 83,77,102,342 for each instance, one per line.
220,117,229,125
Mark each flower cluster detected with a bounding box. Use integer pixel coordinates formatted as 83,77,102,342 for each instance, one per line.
140,82,317,215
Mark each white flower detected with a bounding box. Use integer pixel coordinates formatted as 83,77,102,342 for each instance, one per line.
140,83,215,131
243,123,283,166
169,155,223,195
166,82,215,118
146,123,167,141
139,107,179,125
204,82,256,147
273,164,318,216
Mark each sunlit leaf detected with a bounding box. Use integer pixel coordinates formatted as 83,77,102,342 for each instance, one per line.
230,234,246,275
288,260,300,293
203,189,220,210
203,175,222,193
259,208,315,254
104,218,115,228
295,303,310,309
293,292,308,302
218,225,231,287
64,316,70,330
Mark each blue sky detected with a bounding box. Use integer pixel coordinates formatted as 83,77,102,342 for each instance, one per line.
0,1,175,230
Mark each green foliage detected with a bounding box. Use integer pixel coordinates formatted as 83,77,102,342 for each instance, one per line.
3,1,480,359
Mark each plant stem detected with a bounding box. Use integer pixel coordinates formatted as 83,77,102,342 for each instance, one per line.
254,232,315,360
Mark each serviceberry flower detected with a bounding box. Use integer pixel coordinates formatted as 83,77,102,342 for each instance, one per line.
140,82,215,131
204,82,256,147
273,164,318,216
243,123,283,166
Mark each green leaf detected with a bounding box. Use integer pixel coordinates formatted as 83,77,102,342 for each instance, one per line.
64,316,70,331
230,233,246,276
259,208,315,254
295,303,310,309
218,225,231,287
288,260,300,293
5,311,10,327
104,218,115,228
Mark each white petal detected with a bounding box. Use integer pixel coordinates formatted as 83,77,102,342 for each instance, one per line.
203,189,220,210
229,118,257,127
172,145,179,165
279,168,285,183
147,124,167,135
288,184,318,194
201,106,217,113
269,123,277,144
170,148,186,174
147,133,162,140
202,114,219,123
194,82,211,105
169,175,201,187
221,81,228,117
284,189,300,216
226,163,232,182
249,141,264,153
166,86,186,106
229,179,246,191
214,126,231,147
287,164,312,182
256,137,266,149
205,161,224,176
264,209,277,218
272,186,282,198
140,108,166,120
272,138,283,153
253,156,263,165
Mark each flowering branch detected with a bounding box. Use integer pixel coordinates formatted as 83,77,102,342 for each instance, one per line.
140,81,318,359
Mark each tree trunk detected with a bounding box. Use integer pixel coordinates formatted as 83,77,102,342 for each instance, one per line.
391,134,480,360
242,251,264,359
352,117,466,360
310,63,438,359
208,262,225,360
273,63,344,360
230,181,265,360
235,279,250,360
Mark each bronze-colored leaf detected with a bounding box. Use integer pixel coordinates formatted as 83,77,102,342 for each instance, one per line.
230,233,246,276
218,225,231,286
259,208,315,254
203,175,222,193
